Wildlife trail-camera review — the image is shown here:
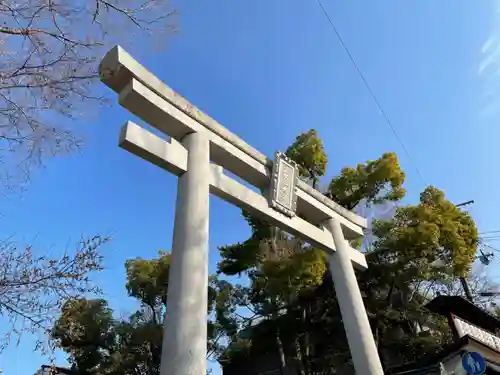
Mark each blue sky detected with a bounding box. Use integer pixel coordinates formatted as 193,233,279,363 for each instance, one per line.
2,1,500,374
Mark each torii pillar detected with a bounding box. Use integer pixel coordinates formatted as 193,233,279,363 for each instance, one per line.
99,46,385,375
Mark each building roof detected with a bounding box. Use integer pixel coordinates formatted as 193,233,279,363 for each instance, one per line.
426,295,500,333
38,365,73,375
387,335,468,374
387,335,500,374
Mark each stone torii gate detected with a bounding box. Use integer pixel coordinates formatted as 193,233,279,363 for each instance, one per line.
99,46,385,375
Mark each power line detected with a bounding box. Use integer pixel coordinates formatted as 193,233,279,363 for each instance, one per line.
482,243,500,254
479,235,500,242
315,0,426,186
315,1,500,259
480,230,500,235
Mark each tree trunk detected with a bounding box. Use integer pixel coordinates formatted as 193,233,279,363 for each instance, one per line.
309,170,317,189
270,227,286,375
275,316,287,375
302,304,312,375
294,335,306,375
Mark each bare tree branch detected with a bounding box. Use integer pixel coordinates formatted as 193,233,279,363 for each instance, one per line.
0,235,110,352
0,0,177,192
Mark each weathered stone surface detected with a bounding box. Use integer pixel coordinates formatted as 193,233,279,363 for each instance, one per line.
100,45,367,235
100,45,383,375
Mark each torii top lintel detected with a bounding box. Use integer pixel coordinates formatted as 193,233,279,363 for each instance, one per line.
99,45,369,269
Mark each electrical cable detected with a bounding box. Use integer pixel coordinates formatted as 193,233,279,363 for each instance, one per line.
316,0,426,186
315,0,500,276
480,230,500,235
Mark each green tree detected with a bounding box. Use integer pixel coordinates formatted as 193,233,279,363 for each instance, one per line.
207,277,241,360
53,297,164,375
371,186,478,280
285,129,327,188
125,251,171,324
51,298,114,374
52,251,239,375
217,130,482,373
327,152,406,210
219,232,327,375
313,185,478,368
218,132,409,373
359,186,479,366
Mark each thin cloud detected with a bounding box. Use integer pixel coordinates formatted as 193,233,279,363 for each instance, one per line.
482,36,496,54
479,0,500,117
479,40,500,75
479,3,500,77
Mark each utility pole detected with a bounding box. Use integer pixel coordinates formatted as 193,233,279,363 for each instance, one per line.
459,277,474,302
455,200,497,301
456,200,475,302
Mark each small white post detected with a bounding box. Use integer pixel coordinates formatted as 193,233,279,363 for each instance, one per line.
325,218,385,375
161,132,210,375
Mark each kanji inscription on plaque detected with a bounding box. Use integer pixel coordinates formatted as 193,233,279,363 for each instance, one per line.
269,152,298,217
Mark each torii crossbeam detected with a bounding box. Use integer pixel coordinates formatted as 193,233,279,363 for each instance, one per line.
99,46,385,375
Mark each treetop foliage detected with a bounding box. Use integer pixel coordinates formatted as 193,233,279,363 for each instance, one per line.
285,129,327,188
